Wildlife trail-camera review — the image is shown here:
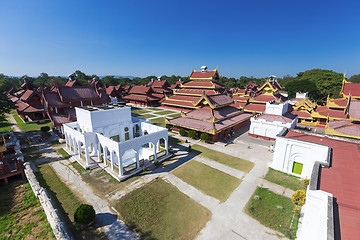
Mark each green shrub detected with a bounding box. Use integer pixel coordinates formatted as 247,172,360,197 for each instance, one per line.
74,204,96,224
143,166,147,172
200,133,209,142
188,130,196,139
154,159,159,166
179,128,186,136
40,126,50,132
302,178,310,190
165,124,171,130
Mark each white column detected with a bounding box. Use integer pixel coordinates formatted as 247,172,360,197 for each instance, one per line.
136,150,140,169
97,143,100,162
119,154,123,176
111,151,114,170
165,139,168,155
153,142,157,161
85,144,90,166
104,148,108,165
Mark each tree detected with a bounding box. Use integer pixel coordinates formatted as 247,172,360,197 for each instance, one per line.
292,190,306,207
179,128,185,136
0,77,15,120
285,80,319,99
349,74,360,83
200,133,209,142
188,130,196,139
74,204,96,224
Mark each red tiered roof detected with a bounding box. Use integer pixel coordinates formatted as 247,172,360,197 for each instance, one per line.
58,86,100,101
206,94,233,108
190,70,217,79
129,86,152,95
291,110,312,119
176,89,217,96
285,131,360,240
348,100,360,119
315,106,347,119
161,99,196,108
244,103,266,112
185,106,241,121
232,96,249,102
182,81,224,88
165,95,200,102
343,82,360,96
231,102,247,109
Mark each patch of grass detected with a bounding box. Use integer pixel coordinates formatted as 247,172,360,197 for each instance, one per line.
70,162,139,197
146,107,164,111
0,181,55,239
12,113,52,132
154,110,176,115
192,144,254,173
264,168,302,191
245,187,299,239
0,117,12,132
172,161,241,202
131,109,151,114
21,146,39,154
115,178,211,240
167,113,181,119
57,148,70,159
151,117,165,127
23,150,43,162
136,113,156,119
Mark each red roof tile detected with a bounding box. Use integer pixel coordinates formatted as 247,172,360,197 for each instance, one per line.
244,103,266,112
58,86,99,101
285,131,360,240
165,95,200,102
123,94,159,102
291,110,312,118
328,98,348,107
182,81,224,88
93,89,111,105
185,106,241,121
20,90,38,102
343,82,360,96
206,94,233,108
43,92,70,107
162,99,196,108
15,101,29,112
176,89,217,96
315,106,347,119
233,96,249,102
129,86,152,95
190,70,217,79
349,100,360,119
252,94,278,102
231,102,247,109
23,105,44,113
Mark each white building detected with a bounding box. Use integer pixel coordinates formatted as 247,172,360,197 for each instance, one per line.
63,104,170,181
249,101,298,140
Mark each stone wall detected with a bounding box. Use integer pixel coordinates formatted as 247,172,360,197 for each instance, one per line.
23,162,73,240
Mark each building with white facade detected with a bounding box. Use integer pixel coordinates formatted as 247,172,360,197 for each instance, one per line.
63,104,170,181
248,101,298,140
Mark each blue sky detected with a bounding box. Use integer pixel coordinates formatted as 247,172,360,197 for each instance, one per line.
1,0,359,78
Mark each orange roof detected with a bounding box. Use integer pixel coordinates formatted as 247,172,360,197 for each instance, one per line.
244,103,266,112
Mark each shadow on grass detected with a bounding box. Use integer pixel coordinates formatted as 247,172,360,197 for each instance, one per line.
126,221,156,240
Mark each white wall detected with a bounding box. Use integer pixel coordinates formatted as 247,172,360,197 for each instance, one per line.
297,190,332,240
272,136,329,178
265,102,289,115
249,117,297,139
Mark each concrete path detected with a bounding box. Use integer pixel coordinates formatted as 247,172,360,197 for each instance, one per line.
7,113,21,132
50,159,138,240
194,157,244,179
260,179,295,199
163,173,220,211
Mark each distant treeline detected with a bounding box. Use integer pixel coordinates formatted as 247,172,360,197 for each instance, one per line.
2,69,360,102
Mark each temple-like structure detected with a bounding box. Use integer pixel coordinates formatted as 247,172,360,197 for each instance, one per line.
122,86,161,106
147,77,173,100
42,75,110,133
63,104,170,181
162,66,226,112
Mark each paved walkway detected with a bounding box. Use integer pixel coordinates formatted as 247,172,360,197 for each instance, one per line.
260,179,295,199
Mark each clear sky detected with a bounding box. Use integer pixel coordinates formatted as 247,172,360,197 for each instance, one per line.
1,0,359,78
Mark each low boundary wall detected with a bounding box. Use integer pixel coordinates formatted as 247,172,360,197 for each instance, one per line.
23,162,73,240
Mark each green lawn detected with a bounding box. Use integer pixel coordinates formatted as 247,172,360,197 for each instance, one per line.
0,181,55,239
192,144,254,173
168,136,184,146
264,168,303,191
0,117,12,133
167,113,181,119
172,161,241,202
12,112,52,132
131,109,151,114
115,178,211,240
57,148,71,159
151,117,166,127
146,107,164,111
155,110,177,115
136,114,156,119
245,187,299,239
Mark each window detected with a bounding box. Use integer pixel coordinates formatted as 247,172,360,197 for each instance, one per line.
124,127,129,132
125,132,129,141
292,162,303,175
110,135,120,142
